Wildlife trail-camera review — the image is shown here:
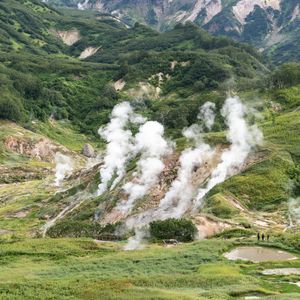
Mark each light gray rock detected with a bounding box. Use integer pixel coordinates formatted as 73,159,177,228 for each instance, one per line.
82,143,95,158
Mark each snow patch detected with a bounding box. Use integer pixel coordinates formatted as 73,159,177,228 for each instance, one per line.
186,0,208,22
290,4,300,23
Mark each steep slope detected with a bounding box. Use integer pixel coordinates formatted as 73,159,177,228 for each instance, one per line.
47,0,300,62
1,0,266,136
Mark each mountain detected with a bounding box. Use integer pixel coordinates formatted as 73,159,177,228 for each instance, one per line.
45,0,300,62
0,0,266,133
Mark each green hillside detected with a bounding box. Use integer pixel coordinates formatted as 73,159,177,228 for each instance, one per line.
0,0,266,135
46,0,300,63
0,1,300,299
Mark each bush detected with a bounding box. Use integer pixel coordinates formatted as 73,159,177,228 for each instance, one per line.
0,94,25,121
47,221,121,240
214,228,254,239
270,63,300,88
149,218,197,242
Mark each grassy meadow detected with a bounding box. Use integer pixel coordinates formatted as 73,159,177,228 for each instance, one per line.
0,237,299,299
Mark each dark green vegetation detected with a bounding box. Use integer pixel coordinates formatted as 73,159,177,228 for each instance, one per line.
149,218,197,242
47,220,120,239
0,0,266,135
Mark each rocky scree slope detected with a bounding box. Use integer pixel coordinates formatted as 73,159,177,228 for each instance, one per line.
46,0,300,62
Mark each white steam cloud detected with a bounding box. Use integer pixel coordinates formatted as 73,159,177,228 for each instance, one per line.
158,122,214,219
288,198,300,227
123,102,216,250
198,101,216,130
118,121,172,215
97,102,145,195
123,228,148,251
193,96,263,209
54,152,73,187
98,97,263,251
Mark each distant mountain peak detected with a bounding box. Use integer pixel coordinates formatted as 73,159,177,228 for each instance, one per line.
46,0,300,62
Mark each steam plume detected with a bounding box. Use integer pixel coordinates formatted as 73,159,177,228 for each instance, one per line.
124,228,148,250
54,152,73,187
194,96,263,209
123,102,216,249
288,198,300,227
158,124,214,219
198,101,216,130
97,102,145,195
118,121,172,214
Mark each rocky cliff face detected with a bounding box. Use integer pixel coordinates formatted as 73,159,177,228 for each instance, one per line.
47,0,300,62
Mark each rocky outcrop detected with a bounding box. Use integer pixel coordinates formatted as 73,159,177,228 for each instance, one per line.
114,79,126,91
52,29,81,46
5,136,56,162
232,0,280,25
79,47,100,59
82,143,95,158
4,136,71,163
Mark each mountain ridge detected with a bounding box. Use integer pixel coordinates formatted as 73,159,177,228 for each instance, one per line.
45,0,300,62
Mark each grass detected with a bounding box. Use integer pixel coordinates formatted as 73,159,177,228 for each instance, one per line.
206,105,300,212
32,120,102,153
204,193,240,219
215,154,292,211
0,237,298,299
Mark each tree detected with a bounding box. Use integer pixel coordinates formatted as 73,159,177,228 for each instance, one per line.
0,94,25,121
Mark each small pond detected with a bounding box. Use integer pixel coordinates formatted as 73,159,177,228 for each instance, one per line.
224,246,297,263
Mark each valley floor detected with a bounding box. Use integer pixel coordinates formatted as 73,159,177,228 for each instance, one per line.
0,237,300,299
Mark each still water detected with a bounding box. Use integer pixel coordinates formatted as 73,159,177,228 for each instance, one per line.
224,246,297,262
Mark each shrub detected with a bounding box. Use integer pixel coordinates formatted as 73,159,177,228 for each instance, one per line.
149,218,197,242
270,63,300,88
0,94,25,121
47,221,121,240
214,228,254,239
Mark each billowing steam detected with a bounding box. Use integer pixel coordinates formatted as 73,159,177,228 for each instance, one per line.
123,102,216,250
96,96,263,250
123,228,148,251
117,121,172,214
198,101,216,130
123,97,263,250
158,122,214,219
54,152,73,187
288,198,300,227
97,102,145,195
193,96,263,209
